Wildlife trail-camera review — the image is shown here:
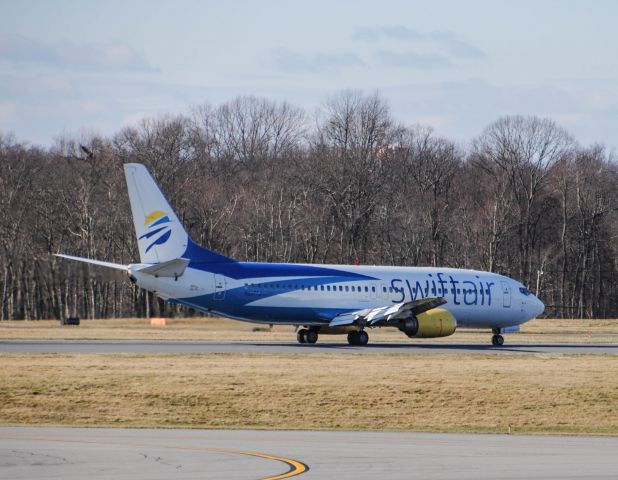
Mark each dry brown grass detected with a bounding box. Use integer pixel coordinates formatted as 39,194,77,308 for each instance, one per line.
1,353,617,435
1,317,618,344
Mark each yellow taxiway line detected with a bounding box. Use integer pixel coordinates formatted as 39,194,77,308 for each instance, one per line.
1,434,309,479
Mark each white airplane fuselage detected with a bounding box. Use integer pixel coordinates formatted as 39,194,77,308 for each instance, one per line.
130,262,544,329
58,163,545,346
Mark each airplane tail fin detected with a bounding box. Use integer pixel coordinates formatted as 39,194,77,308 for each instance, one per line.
123,163,234,264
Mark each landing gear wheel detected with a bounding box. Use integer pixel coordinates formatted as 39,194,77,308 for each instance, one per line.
491,334,504,346
347,331,369,346
297,328,309,344
305,330,319,344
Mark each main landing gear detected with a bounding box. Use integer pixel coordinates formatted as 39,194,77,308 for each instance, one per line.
296,327,370,346
297,328,318,344
491,328,504,346
347,330,369,346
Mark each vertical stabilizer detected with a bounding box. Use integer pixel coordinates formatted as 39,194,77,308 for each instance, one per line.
123,163,234,265
124,164,188,263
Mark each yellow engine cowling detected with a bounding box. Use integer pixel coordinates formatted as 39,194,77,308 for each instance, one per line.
399,307,457,338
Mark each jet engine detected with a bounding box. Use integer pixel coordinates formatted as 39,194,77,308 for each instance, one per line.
398,307,457,338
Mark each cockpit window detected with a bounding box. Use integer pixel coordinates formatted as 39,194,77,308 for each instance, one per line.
519,287,532,296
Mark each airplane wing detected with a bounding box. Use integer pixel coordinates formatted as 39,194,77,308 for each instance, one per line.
329,297,447,327
54,254,128,271
56,254,190,278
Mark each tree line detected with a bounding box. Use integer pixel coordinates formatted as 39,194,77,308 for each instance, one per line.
1,91,617,320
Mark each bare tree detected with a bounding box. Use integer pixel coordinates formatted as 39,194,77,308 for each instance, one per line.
1,97,617,320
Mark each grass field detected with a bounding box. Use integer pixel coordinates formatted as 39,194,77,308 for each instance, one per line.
2,318,617,435
1,317,618,343
1,353,617,435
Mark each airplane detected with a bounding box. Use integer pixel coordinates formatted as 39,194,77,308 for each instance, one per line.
57,163,545,347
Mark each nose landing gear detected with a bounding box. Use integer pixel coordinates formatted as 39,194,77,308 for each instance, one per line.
491,328,505,346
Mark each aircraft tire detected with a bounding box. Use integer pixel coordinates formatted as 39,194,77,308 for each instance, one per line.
297,328,309,344
358,330,369,346
492,334,504,346
347,331,359,345
305,330,318,344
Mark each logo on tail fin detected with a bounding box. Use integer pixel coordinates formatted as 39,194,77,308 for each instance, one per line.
139,210,172,253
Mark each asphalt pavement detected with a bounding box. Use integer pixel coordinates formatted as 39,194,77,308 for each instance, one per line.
1,339,617,354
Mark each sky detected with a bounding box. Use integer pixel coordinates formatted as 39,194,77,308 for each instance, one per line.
1,0,617,150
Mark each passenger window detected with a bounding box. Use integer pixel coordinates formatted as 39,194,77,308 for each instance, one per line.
320,285,324,291
365,286,369,292
339,286,343,291
371,286,376,292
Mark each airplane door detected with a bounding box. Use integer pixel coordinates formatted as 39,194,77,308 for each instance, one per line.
501,282,511,308
213,274,226,300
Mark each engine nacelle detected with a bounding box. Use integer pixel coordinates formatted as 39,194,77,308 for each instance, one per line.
398,307,457,338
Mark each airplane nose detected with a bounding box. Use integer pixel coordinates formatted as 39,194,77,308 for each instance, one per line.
532,296,545,317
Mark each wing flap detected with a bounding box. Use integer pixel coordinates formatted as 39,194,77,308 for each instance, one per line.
328,297,447,327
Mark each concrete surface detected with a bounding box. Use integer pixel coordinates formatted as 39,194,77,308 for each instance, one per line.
1,427,617,479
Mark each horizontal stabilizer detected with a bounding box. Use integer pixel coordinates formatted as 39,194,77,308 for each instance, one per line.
329,297,447,327
55,254,128,271
137,258,189,278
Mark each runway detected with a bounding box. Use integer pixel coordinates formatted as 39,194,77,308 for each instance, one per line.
2,427,617,479
1,339,618,355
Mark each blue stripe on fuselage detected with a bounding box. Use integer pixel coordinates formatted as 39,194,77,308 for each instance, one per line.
172,274,366,323
186,260,377,281
176,294,353,324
